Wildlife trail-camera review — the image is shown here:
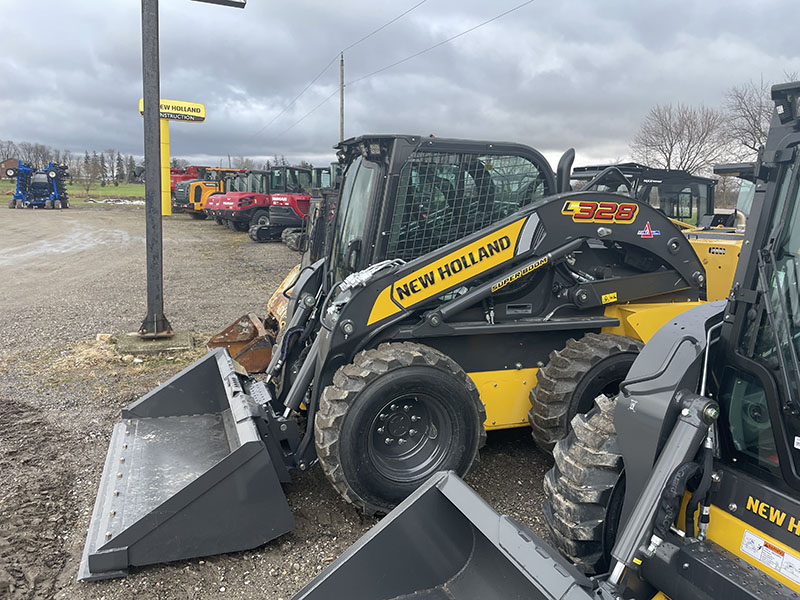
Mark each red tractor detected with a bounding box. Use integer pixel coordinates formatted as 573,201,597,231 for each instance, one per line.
205,166,312,235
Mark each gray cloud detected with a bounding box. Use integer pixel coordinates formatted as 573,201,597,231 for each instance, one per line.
1,0,798,170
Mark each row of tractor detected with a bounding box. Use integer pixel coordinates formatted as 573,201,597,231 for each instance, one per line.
169,163,339,247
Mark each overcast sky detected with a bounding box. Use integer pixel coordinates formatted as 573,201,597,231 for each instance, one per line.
1,0,797,169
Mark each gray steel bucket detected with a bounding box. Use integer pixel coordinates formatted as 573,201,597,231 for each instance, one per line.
293,471,593,600
78,349,294,581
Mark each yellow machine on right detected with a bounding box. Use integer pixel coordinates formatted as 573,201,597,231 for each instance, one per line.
293,81,800,600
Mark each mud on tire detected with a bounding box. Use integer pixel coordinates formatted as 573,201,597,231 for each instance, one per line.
543,394,625,574
529,333,642,453
315,342,486,516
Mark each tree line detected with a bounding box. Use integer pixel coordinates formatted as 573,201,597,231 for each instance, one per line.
0,140,141,191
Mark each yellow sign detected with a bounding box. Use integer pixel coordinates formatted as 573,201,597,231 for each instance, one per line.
138,98,206,122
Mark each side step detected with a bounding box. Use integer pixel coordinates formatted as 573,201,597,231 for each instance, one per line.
78,349,295,581
292,471,595,600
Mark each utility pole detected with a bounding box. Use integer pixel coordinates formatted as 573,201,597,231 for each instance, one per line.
139,0,172,338
339,52,345,142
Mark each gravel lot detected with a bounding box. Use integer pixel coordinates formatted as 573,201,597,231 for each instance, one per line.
0,204,552,600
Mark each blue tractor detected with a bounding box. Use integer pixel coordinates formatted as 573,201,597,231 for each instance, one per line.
6,161,70,209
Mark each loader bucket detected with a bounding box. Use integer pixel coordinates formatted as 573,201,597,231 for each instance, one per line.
78,349,294,581
206,313,275,373
293,472,593,600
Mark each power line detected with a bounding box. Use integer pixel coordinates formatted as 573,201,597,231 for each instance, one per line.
343,0,427,52
276,0,536,138
251,0,427,139
348,0,535,86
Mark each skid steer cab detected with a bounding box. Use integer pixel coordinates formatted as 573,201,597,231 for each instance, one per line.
82,133,736,579
294,81,800,600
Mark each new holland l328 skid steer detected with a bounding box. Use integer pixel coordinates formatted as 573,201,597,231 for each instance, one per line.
292,81,800,599
81,133,740,579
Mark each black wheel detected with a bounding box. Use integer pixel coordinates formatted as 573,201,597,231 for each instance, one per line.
47,169,57,179
225,219,237,231
215,217,224,225
5,167,17,178
54,200,62,209
63,199,69,209
316,342,486,515
45,199,53,209
250,209,270,227
529,333,642,453
281,227,300,244
8,198,15,209
543,394,625,575
189,211,208,220
16,199,24,209
285,231,303,252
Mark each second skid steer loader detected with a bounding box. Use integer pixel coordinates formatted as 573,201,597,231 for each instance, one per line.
81,134,739,579
291,80,800,600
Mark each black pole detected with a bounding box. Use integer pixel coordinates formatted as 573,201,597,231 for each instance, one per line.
139,0,173,338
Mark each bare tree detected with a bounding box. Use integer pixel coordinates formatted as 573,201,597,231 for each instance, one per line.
233,156,256,169
724,79,771,160
631,103,730,174
0,140,18,161
170,157,188,169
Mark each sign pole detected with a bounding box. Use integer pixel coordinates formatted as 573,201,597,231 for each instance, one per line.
139,0,173,338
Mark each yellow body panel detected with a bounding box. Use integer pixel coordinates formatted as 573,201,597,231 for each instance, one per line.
185,180,223,213
686,235,741,301
602,301,706,343
467,368,539,430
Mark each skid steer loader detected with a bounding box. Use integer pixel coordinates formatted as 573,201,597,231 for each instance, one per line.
80,134,739,580
291,80,800,600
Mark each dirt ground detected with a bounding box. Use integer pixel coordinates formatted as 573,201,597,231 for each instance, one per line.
0,205,553,600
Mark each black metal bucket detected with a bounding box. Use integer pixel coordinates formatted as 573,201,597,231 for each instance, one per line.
78,349,295,581
292,471,594,600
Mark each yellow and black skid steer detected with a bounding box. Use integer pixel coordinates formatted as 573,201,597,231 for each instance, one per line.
292,81,800,600
81,134,738,580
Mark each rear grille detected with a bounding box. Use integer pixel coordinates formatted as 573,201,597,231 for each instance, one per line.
174,184,190,204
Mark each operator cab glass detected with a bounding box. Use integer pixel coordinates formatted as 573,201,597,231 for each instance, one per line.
384,152,551,262
721,158,800,483
642,182,710,226
330,156,379,282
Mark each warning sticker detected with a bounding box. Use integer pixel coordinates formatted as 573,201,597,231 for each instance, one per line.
601,292,618,304
741,530,800,585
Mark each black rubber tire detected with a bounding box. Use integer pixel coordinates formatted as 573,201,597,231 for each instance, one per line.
529,333,642,453
16,200,24,209
232,220,249,232
225,219,237,231
281,227,301,244
54,200,62,209
6,167,18,178
251,209,270,227
316,342,487,515
189,211,208,220
285,231,303,252
8,198,15,209
45,199,53,209
215,217,224,225
543,394,625,575
63,199,69,209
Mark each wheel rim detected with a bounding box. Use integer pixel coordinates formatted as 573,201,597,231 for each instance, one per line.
367,393,452,483
258,215,270,225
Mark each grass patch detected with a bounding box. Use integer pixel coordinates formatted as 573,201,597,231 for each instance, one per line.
0,179,146,204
